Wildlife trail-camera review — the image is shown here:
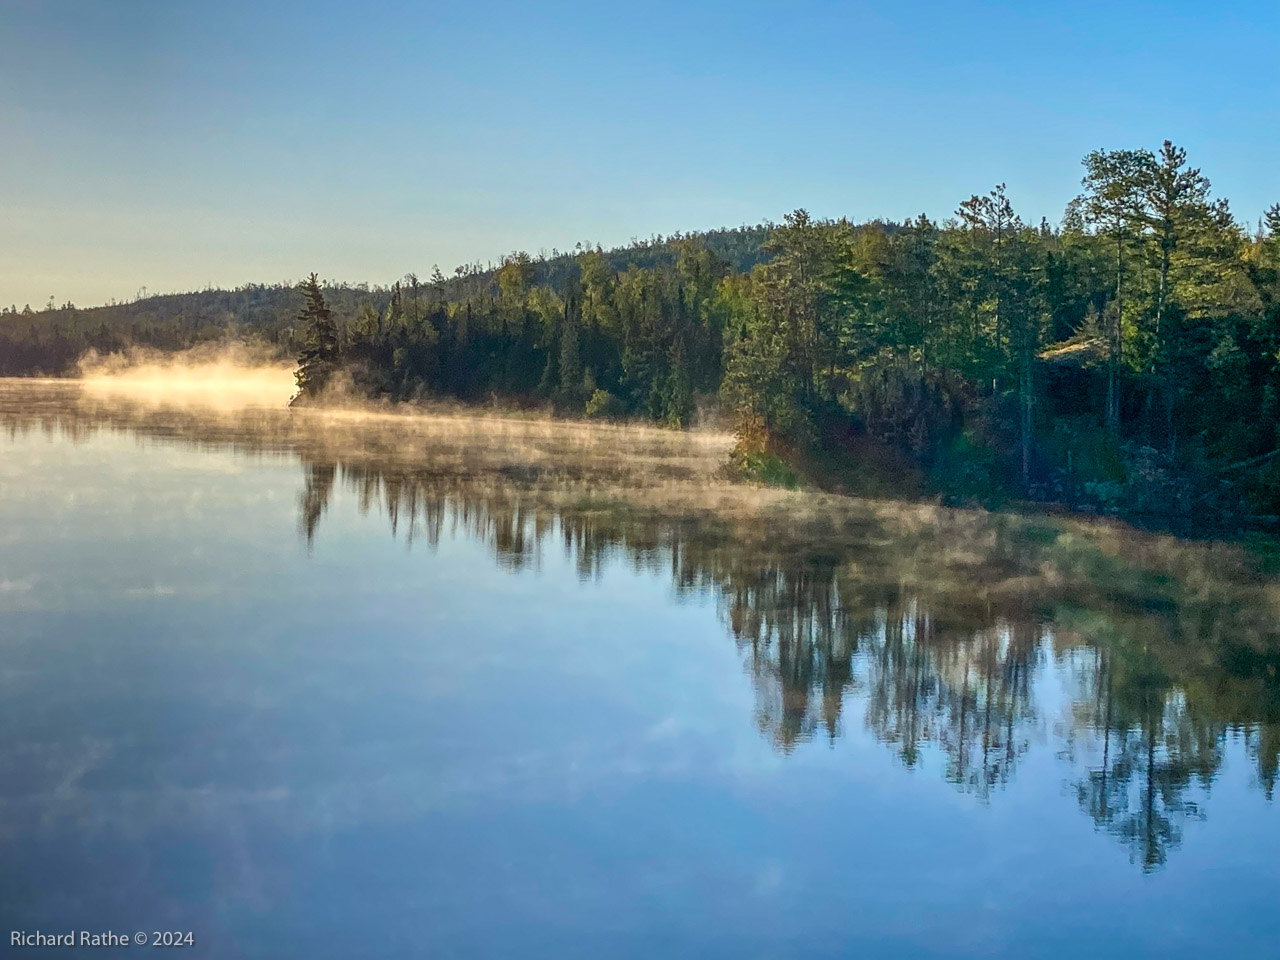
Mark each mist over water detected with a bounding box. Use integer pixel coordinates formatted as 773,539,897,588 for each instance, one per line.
75,343,298,409
1,378,1278,959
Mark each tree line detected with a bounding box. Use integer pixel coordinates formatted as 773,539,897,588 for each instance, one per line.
7,141,1280,514
291,142,1280,516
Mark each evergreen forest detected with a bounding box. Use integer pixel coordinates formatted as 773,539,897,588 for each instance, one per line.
7,143,1280,519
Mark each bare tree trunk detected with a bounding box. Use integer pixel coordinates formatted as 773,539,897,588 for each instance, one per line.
1157,237,1174,451
1106,303,1119,430
1107,231,1123,431
1021,357,1032,493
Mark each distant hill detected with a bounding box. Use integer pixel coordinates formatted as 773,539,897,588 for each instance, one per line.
0,224,775,375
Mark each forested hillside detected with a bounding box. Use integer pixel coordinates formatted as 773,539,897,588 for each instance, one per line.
0,225,772,376
8,143,1280,517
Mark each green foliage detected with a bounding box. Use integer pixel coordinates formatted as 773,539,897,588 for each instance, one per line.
293,273,339,399
729,448,800,488
930,429,1007,505
585,388,623,419
6,144,1280,520
1044,417,1128,485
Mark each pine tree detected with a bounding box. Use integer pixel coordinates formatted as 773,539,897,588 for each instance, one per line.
558,295,582,405
294,272,339,400
1070,149,1153,429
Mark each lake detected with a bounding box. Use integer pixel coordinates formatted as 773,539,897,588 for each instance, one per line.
2,377,1278,959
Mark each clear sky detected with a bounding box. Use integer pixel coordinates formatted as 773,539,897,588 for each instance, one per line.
2,0,1277,309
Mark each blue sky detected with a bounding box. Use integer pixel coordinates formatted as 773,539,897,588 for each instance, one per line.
2,0,1277,308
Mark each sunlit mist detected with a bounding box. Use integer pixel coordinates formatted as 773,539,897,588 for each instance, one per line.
76,343,297,409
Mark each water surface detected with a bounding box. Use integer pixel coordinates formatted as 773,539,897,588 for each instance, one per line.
2,380,1278,959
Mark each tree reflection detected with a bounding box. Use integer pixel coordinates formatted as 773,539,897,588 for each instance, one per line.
300,461,336,546
1066,606,1272,869
4,384,1279,872
863,615,1041,797
285,445,1280,870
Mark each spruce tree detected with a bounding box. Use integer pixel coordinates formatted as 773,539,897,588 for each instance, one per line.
294,272,339,399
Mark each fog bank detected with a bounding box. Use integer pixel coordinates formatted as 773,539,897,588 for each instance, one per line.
76,344,296,408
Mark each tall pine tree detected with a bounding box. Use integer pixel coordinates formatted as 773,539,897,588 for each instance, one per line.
294,273,339,400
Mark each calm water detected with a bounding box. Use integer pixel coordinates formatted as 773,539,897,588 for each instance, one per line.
2,380,1279,959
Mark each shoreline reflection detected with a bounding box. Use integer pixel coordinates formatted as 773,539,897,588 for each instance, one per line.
3,379,1278,873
